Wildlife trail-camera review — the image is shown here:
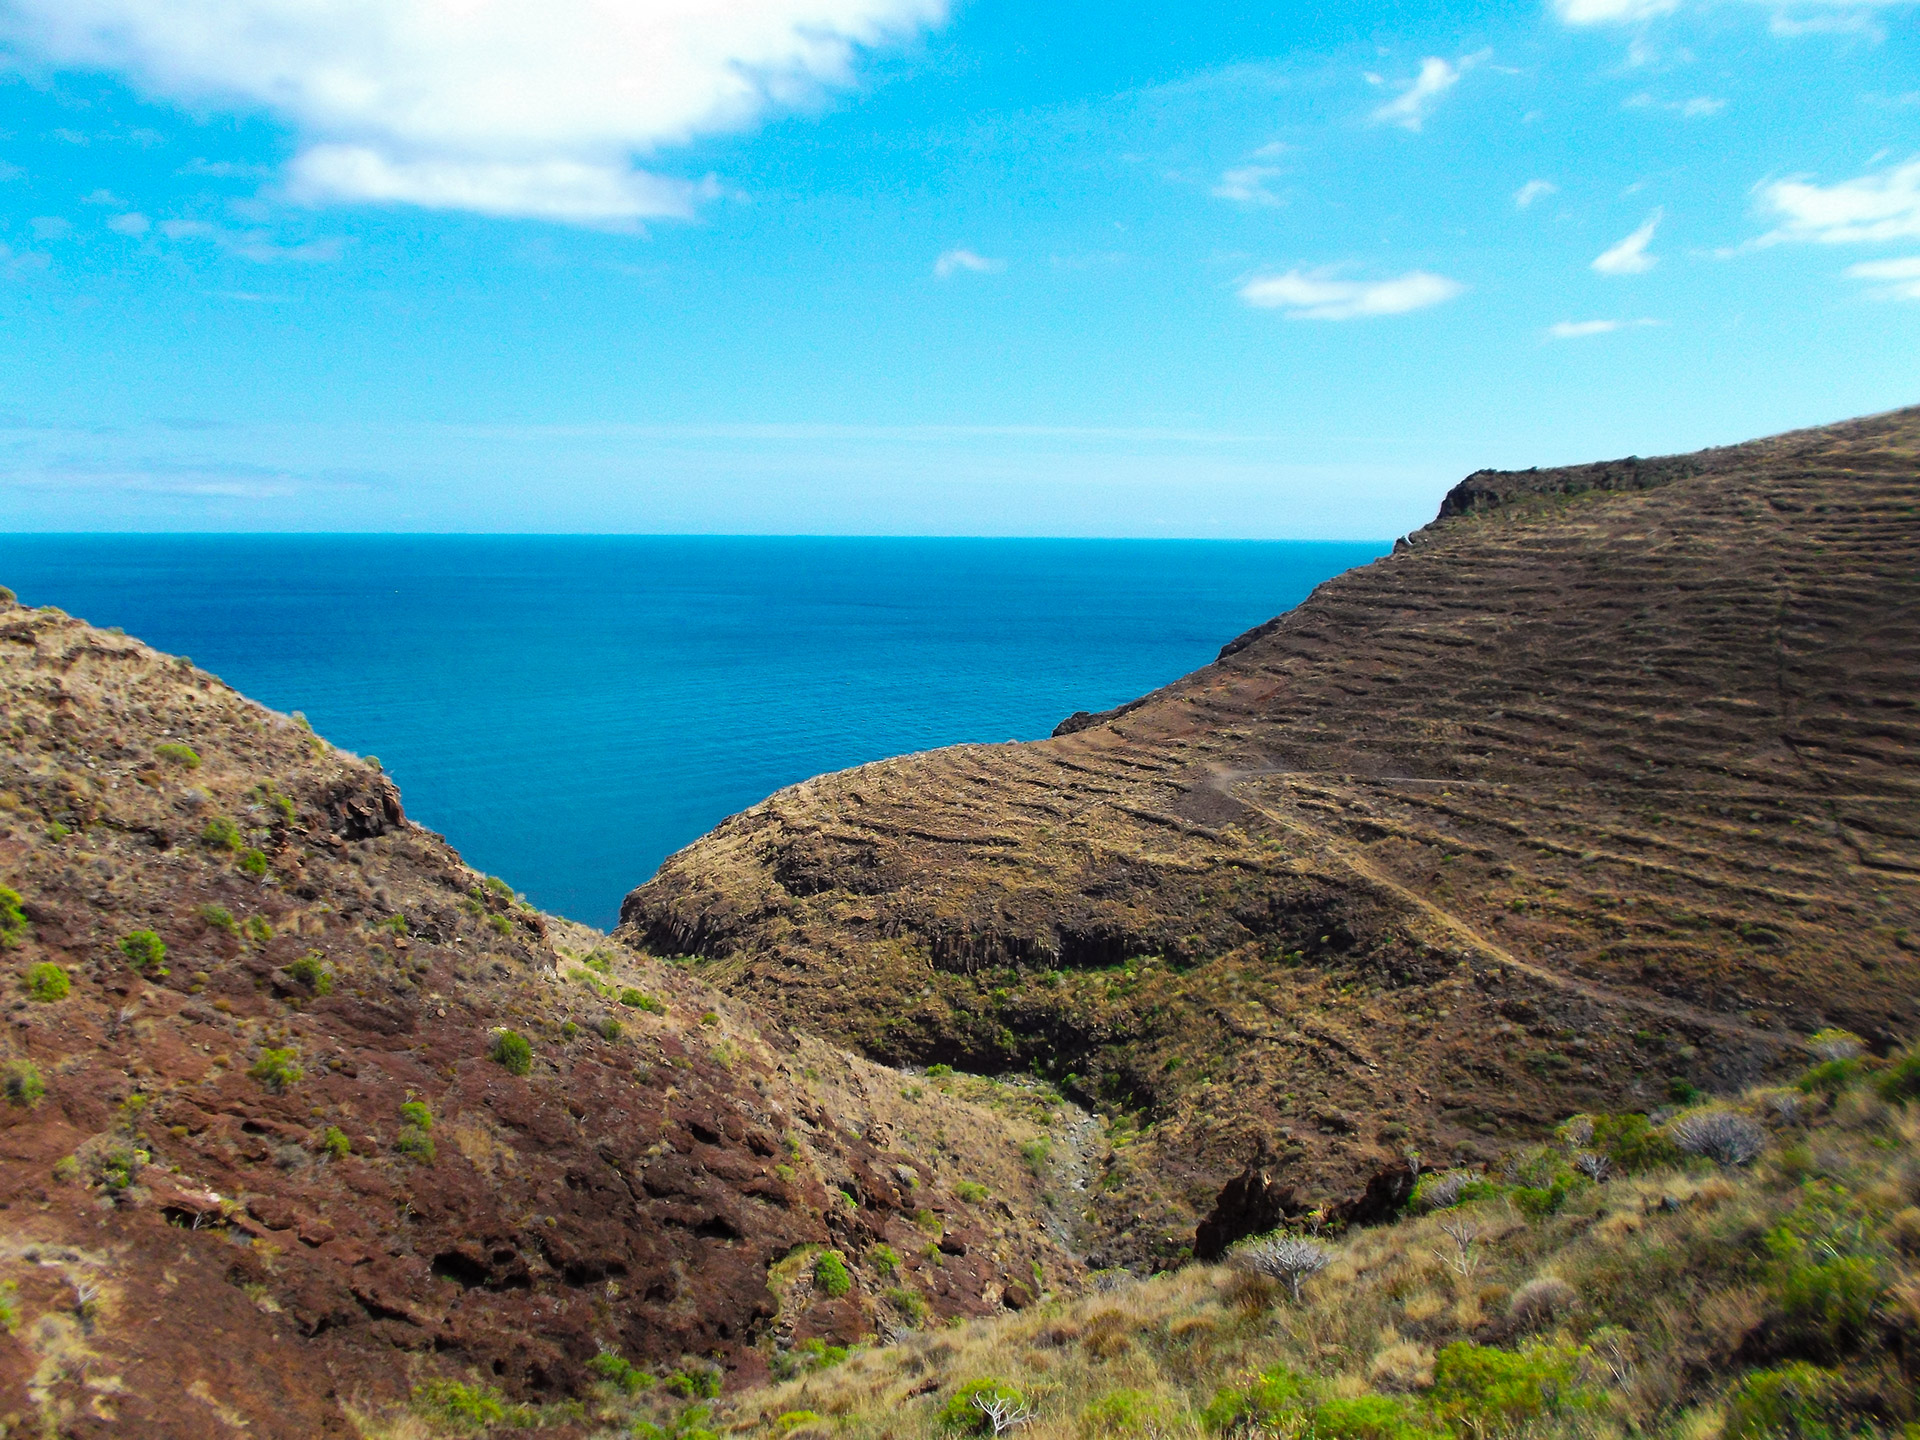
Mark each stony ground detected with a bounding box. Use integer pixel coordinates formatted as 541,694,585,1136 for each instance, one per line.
621,406,1920,1273
0,601,1080,1437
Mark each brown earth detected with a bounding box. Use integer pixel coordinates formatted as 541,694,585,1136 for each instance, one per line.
620,405,1920,1272
0,602,1080,1437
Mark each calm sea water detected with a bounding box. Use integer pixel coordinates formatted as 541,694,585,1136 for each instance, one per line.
0,536,1385,926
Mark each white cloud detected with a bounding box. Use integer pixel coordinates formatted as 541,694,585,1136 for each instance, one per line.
1239,268,1465,320
933,248,1005,278
0,0,945,225
0,161,22,182
1756,158,1920,245
1371,56,1473,132
1624,93,1725,117
30,215,70,240
1212,165,1283,206
1515,179,1558,209
1552,0,1679,20
157,218,343,263
82,188,125,205
1846,255,1920,299
106,211,150,235
1593,209,1662,274
1555,0,1907,22
1547,317,1661,336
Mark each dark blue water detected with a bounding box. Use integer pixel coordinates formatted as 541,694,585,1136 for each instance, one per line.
0,536,1385,926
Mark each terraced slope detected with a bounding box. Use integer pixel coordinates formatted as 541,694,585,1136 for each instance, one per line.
621,406,1920,1271
0,599,1078,1438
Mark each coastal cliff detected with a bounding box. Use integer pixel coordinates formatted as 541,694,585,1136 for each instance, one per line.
620,406,1920,1271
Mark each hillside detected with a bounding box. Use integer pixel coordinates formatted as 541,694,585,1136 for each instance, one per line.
0,598,1082,1438
620,406,1920,1273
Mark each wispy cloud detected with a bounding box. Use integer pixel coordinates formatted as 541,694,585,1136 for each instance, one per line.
1846,255,1920,299
1370,55,1478,132
933,248,1005,278
1554,0,1906,24
1515,179,1558,209
1547,317,1661,337
1624,93,1725,118
1755,157,1920,245
1,0,948,226
106,212,150,235
157,219,345,263
1552,0,1678,20
1593,209,1662,274
1239,268,1464,320
1212,165,1284,206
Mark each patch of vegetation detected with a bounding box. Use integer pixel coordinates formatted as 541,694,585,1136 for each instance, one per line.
955,1180,989,1203
243,914,273,945
0,884,26,947
25,961,69,1001
410,1378,540,1431
620,986,667,1013
237,847,269,877
586,1350,655,1395
490,1028,533,1076
813,1249,853,1297
286,952,333,995
202,816,242,851
154,742,200,769
3,1059,45,1107
119,929,168,975
321,1126,351,1159
198,903,237,932
248,1047,302,1092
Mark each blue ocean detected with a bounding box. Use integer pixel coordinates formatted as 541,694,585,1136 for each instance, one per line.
0,537,1384,927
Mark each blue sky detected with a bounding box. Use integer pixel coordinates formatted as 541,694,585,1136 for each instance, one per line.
0,0,1916,538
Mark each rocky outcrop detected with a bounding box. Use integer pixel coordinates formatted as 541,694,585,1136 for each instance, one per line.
621,405,1920,1272
0,604,1076,1436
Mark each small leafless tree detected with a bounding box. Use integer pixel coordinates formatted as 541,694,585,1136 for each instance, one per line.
1572,1150,1611,1182
1237,1233,1335,1302
1432,1217,1482,1280
972,1391,1034,1436
1669,1111,1765,1167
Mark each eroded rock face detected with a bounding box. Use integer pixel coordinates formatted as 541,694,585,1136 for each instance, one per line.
0,605,1074,1436
621,406,1920,1271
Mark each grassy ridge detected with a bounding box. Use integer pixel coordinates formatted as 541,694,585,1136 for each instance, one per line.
709,1041,1919,1440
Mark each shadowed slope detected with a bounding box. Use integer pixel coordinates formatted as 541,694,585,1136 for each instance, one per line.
620,406,1920,1270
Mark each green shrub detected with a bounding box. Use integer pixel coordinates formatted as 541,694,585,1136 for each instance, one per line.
813,1249,853,1297
400,1100,433,1130
0,885,25,947
1876,1043,1920,1105
286,953,333,995
699,1010,719,1026
1202,1365,1307,1433
586,1349,653,1395
397,1125,436,1163
955,1180,988,1203
666,1365,723,1399
237,848,269,877
1428,1342,1595,1436
1723,1363,1856,1440
1798,1058,1870,1099
872,1242,901,1277
619,987,666,1013
411,1378,535,1431
886,1286,927,1324
490,1028,532,1075
26,962,69,1002
1768,1241,1882,1356
3,1059,45,1107
155,742,200,769
119,929,168,974
322,1126,351,1159
203,816,242,850
927,1063,955,1078
941,1380,1028,1434
198,904,237,932
1313,1393,1446,1440
633,1403,719,1440
1021,1138,1052,1174
1587,1112,1682,1173
1081,1390,1174,1435
0,1280,19,1334
599,1016,623,1041
248,1047,302,1092
775,1414,823,1436
243,914,273,945
1511,1176,1579,1220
